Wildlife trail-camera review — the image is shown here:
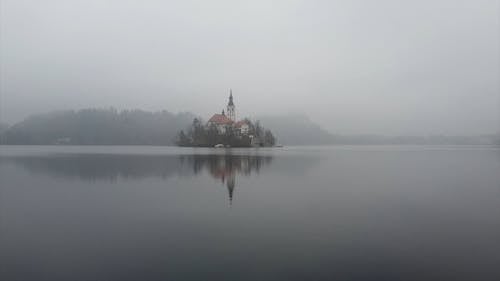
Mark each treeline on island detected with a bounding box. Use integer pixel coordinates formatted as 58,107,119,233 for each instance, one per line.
176,118,276,147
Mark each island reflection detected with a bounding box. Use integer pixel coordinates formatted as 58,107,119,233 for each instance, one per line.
181,154,273,204
1,154,273,203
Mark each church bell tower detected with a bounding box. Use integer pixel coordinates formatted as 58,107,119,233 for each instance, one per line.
227,89,235,121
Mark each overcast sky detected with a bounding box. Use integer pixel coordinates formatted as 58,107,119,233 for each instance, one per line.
1,0,498,135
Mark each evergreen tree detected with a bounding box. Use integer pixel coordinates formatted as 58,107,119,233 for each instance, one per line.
264,130,276,146
176,130,191,146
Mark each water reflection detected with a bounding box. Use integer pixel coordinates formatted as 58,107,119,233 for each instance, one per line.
181,154,273,204
0,153,273,178
2,147,500,281
0,153,273,204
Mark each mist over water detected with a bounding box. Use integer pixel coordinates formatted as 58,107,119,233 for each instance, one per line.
1,1,499,280
1,0,498,135
1,146,500,281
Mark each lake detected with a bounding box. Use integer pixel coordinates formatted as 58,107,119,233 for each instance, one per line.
1,145,500,281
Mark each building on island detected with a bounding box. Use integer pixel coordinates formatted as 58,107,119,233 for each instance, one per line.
176,89,275,147
207,90,251,136
226,89,236,121
207,111,233,134
234,121,250,135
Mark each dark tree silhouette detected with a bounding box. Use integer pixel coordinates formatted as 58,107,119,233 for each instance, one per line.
176,118,276,147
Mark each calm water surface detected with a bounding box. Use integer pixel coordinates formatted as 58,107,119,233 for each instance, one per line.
1,145,500,281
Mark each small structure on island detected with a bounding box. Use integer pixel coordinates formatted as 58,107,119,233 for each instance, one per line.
207,90,251,136
234,120,250,135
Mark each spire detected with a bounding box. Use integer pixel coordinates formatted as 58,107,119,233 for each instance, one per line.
226,88,235,121
228,89,234,106
227,175,235,206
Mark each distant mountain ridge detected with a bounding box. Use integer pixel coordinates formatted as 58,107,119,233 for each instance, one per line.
259,114,499,145
258,114,336,145
0,109,498,145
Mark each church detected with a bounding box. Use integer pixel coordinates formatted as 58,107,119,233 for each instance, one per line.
207,90,250,135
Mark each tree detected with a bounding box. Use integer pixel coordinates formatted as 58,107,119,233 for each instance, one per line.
255,121,264,138
264,130,276,146
191,118,207,146
176,118,276,147
176,130,191,146
207,124,219,146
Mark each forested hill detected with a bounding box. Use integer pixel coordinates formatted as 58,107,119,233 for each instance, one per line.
1,110,498,145
0,109,195,145
259,114,500,145
258,114,336,145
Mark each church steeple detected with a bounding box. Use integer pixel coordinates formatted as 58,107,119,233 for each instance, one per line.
226,89,235,121
227,173,235,206
228,89,234,106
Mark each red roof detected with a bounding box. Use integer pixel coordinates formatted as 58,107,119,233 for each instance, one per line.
208,114,233,125
234,120,249,128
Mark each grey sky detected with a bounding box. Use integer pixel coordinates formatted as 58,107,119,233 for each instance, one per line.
1,0,498,135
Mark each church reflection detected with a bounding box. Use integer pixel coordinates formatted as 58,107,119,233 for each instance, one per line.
180,155,273,204
0,153,273,204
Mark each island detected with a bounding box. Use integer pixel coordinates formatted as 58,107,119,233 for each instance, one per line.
176,90,276,147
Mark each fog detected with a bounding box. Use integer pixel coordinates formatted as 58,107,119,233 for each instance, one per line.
0,0,498,135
